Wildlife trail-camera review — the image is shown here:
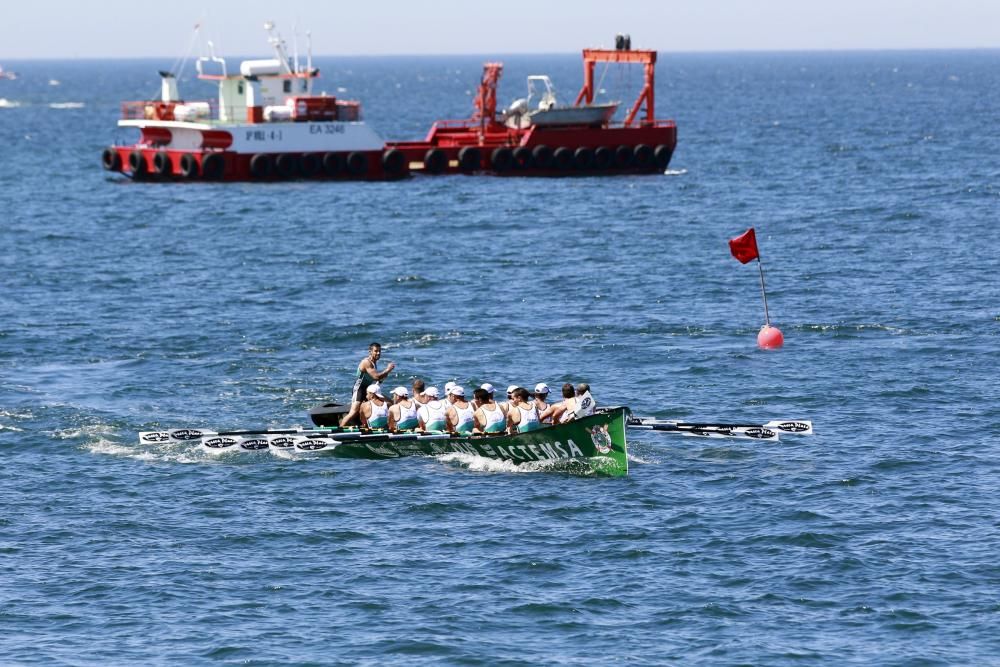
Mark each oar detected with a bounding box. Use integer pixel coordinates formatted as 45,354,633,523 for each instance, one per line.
628,418,812,436
140,425,359,444
628,423,780,441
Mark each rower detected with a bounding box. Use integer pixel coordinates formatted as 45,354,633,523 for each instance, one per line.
507,387,543,433
533,383,552,423
541,383,576,424
388,386,419,432
446,385,475,435
473,387,507,434
412,378,428,405
501,385,519,412
341,342,395,427
417,386,449,432
474,383,496,411
444,381,457,399
360,383,389,431
575,383,596,418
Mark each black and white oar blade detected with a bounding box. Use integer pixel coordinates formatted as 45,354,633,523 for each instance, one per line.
680,426,779,441
292,435,340,453
200,435,241,453
762,420,813,435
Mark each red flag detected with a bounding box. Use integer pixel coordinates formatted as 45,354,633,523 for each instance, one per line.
729,227,759,264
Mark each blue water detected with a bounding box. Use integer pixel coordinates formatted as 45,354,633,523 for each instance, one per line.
2,50,1000,664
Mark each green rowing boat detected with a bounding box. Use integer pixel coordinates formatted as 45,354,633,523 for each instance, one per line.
311,407,629,477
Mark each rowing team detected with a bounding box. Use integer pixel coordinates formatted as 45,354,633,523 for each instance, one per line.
357,380,596,435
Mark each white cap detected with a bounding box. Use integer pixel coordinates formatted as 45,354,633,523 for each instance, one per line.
534,382,550,394
391,386,409,397
450,385,465,396
444,381,456,394
366,383,384,396
480,383,495,394
506,385,519,394
425,386,439,398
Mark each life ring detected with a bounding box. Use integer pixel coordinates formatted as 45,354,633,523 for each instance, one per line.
633,144,654,168
323,152,343,177
179,153,199,179
423,148,446,174
382,149,406,176
491,147,513,172
573,147,594,170
531,145,552,169
128,150,147,176
614,145,634,168
249,153,272,179
654,144,673,170
202,153,225,180
275,153,299,179
593,146,613,170
101,148,121,172
458,147,481,172
512,146,532,169
152,151,171,176
552,147,573,170
346,151,368,176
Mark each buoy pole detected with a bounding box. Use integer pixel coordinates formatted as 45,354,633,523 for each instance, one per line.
757,256,771,327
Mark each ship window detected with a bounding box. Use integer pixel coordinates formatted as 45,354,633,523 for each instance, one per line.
283,80,291,93
238,82,244,95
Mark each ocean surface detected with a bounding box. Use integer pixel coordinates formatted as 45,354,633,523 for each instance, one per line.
1,49,999,664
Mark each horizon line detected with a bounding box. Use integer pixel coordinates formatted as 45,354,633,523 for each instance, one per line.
3,45,999,63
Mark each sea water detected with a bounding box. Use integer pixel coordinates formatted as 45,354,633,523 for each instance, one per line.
1,51,999,664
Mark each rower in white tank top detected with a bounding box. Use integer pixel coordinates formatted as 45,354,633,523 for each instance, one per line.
478,403,507,434
418,387,449,431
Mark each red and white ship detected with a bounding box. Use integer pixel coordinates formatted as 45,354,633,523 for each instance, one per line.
103,22,394,181
103,28,676,181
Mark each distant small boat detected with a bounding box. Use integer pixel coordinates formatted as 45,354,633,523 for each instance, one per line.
0,66,17,81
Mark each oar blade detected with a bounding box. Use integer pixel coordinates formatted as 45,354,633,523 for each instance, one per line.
763,420,813,435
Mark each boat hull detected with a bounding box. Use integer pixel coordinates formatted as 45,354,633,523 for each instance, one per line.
318,408,629,477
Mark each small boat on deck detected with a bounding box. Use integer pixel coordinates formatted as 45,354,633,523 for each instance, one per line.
501,75,619,129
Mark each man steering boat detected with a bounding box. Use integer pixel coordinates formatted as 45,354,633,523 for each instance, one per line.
340,343,395,427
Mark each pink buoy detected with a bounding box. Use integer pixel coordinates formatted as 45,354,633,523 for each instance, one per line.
757,325,784,349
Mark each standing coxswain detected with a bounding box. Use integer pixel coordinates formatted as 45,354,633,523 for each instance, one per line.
341,343,395,427
418,386,449,432
507,387,543,433
360,384,389,430
388,386,419,432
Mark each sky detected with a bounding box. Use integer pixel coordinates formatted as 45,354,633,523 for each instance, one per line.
2,0,999,59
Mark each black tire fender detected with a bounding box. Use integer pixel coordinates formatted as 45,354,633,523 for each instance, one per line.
102,148,122,171
250,153,272,179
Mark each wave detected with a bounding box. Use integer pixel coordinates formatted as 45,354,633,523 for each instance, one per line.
49,102,85,109
663,168,687,176
0,98,21,108
436,451,576,474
